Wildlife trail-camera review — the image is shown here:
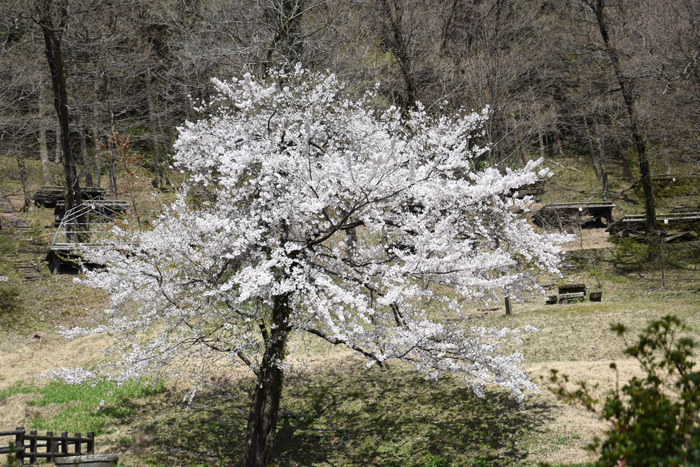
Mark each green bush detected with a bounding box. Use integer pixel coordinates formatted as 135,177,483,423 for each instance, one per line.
0,284,21,315
0,233,16,255
549,315,700,467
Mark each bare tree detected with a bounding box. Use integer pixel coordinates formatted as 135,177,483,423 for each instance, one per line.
574,0,658,252
34,0,81,213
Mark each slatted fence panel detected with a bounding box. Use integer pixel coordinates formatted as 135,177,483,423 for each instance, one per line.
0,428,94,465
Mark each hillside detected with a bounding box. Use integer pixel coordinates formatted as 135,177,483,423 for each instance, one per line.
0,151,698,466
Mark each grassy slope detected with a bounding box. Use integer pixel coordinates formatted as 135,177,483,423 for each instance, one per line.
0,155,698,466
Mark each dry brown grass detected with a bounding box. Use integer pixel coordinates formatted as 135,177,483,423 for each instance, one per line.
0,156,698,465
523,359,645,465
0,333,113,390
0,299,694,466
2,227,697,465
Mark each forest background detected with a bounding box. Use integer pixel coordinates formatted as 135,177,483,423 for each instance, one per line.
1,0,699,198
1,1,700,466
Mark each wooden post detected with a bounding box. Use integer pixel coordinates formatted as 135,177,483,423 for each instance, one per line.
60,432,68,455
505,296,512,316
47,431,54,463
87,432,95,454
75,433,81,455
29,430,37,465
15,427,24,466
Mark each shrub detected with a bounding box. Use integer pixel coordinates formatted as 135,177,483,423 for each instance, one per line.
549,315,700,467
0,283,21,315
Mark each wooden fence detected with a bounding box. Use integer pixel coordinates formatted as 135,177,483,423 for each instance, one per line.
0,428,94,465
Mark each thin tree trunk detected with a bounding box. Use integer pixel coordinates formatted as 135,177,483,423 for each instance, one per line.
584,117,600,179
54,120,61,185
146,70,162,189
108,104,118,198
80,117,93,187
266,0,306,71
38,85,51,186
93,128,103,188
16,153,31,212
93,79,102,188
552,127,563,157
588,0,658,252
54,120,61,164
245,293,291,467
599,139,609,202
593,120,609,202
108,141,118,198
37,0,82,242
377,0,418,113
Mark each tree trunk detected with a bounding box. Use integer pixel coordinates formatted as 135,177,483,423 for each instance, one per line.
108,120,118,199
538,125,545,160
552,127,564,157
54,120,61,164
80,117,93,187
266,0,306,72
108,141,118,198
37,0,81,216
93,79,102,188
54,120,61,185
244,293,291,467
593,121,609,202
16,153,31,212
584,117,600,179
589,0,658,252
377,0,418,113
146,70,162,189
599,144,609,202
38,85,52,186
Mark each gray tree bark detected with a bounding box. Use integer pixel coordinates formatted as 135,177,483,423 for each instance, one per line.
79,116,93,187
582,0,659,251
36,0,82,240
244,292,290,467
38,84,52,186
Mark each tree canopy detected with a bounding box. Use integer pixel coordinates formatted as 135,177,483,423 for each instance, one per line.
56,67,569,466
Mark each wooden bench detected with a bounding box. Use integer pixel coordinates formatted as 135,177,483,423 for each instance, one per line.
606,212,700,239
32,187,106,208
545,283,599,305
510,179,546,202
534,203,615,229
557,284,586,304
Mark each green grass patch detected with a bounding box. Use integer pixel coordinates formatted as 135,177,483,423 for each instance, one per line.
0,232,17,256
0,380,34,399
30,379,164,434
0,282,22,316
4,379,164,435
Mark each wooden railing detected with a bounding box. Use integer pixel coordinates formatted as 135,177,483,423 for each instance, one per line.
0,428,94,465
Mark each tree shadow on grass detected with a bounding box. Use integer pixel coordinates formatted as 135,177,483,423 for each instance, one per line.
127,361,555,467
130,384,251,466
273,361,555,467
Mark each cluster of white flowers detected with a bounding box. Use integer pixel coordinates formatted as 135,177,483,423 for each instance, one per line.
68,66,568,401
40,367,97,385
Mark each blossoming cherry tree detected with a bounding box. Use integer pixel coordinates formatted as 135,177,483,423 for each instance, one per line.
72,67,567,467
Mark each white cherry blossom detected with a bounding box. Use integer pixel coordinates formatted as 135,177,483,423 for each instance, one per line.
62,66,568,466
